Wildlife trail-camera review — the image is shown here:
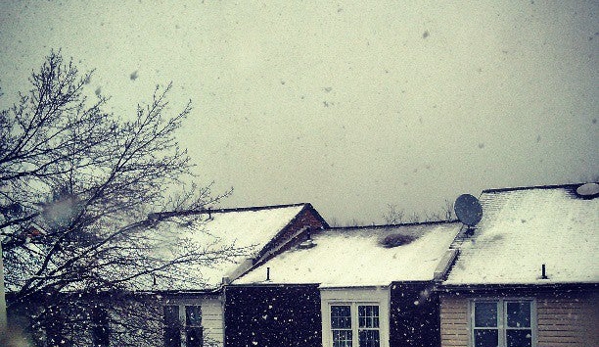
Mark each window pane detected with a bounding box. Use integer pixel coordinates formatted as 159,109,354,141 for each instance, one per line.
164,306,180,326
506,330,532,347
506,302,531,328
359,305,366,326
331,306,352,329
358,305,380,328
332,330,353,347
185,306,202,327
359,329,380,347
474,302,498,327
186,326,203,347
474,329,498,347
164,327,181,347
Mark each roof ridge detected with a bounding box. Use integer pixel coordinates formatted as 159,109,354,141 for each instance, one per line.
208,203,309,213
328,219,459,231
482,182,595,194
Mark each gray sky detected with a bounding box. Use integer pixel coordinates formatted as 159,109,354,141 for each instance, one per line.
1,1,598,224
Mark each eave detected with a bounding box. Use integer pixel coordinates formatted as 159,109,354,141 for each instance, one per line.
436,282,599,294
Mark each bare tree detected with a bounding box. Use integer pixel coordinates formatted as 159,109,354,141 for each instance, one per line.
0,51,242,346
382,204,405,224
382,200,455,225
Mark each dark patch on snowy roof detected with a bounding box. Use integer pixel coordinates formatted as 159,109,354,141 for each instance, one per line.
380,233,416,248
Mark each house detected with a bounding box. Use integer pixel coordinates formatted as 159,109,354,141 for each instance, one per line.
152,203,328,347
4,203,328,347
437,183,599,347
225,221,462,347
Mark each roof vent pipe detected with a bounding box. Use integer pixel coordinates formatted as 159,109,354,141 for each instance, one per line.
541,264,548,279
266,267,270,281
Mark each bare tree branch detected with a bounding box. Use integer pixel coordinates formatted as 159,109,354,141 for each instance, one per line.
1,51,241,347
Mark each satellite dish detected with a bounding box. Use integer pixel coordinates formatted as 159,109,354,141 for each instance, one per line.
454,194,483,226
576,182,599,197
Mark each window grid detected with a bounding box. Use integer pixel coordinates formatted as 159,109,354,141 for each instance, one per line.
358,305,380,347
330,303,381,347
331,305,353,347
471,299,535,347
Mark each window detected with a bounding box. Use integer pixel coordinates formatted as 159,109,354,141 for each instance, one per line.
185,306,203,347
331,305,352,347
91,306,109,347
471,299,535,347
330,304,381,347
321,288,389,347
164,305,203,347
164,306,181,347
45,306,67,347
358,305,380,347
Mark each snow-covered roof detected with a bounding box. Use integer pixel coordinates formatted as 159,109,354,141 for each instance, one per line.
444,184,599,286
146,203,312,291
234,221,461,288
3,203,317,294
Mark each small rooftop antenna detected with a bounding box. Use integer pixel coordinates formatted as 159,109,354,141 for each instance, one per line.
454,194,483,233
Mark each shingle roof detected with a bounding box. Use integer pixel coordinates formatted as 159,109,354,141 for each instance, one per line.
444,183,599,286
234,221,461,288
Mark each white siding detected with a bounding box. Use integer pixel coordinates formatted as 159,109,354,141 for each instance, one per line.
163,295,224,347
201,297,224,346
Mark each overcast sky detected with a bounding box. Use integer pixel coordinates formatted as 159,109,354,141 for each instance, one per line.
1,1,597,224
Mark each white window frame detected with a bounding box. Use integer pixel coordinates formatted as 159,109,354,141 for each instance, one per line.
469,298,537,347
321,287,390,347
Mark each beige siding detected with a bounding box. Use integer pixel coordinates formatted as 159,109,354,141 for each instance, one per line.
440,294,469,347
439,291,599,347
536,291,599,347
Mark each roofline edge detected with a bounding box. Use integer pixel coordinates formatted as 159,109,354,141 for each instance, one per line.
482,182,598,194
